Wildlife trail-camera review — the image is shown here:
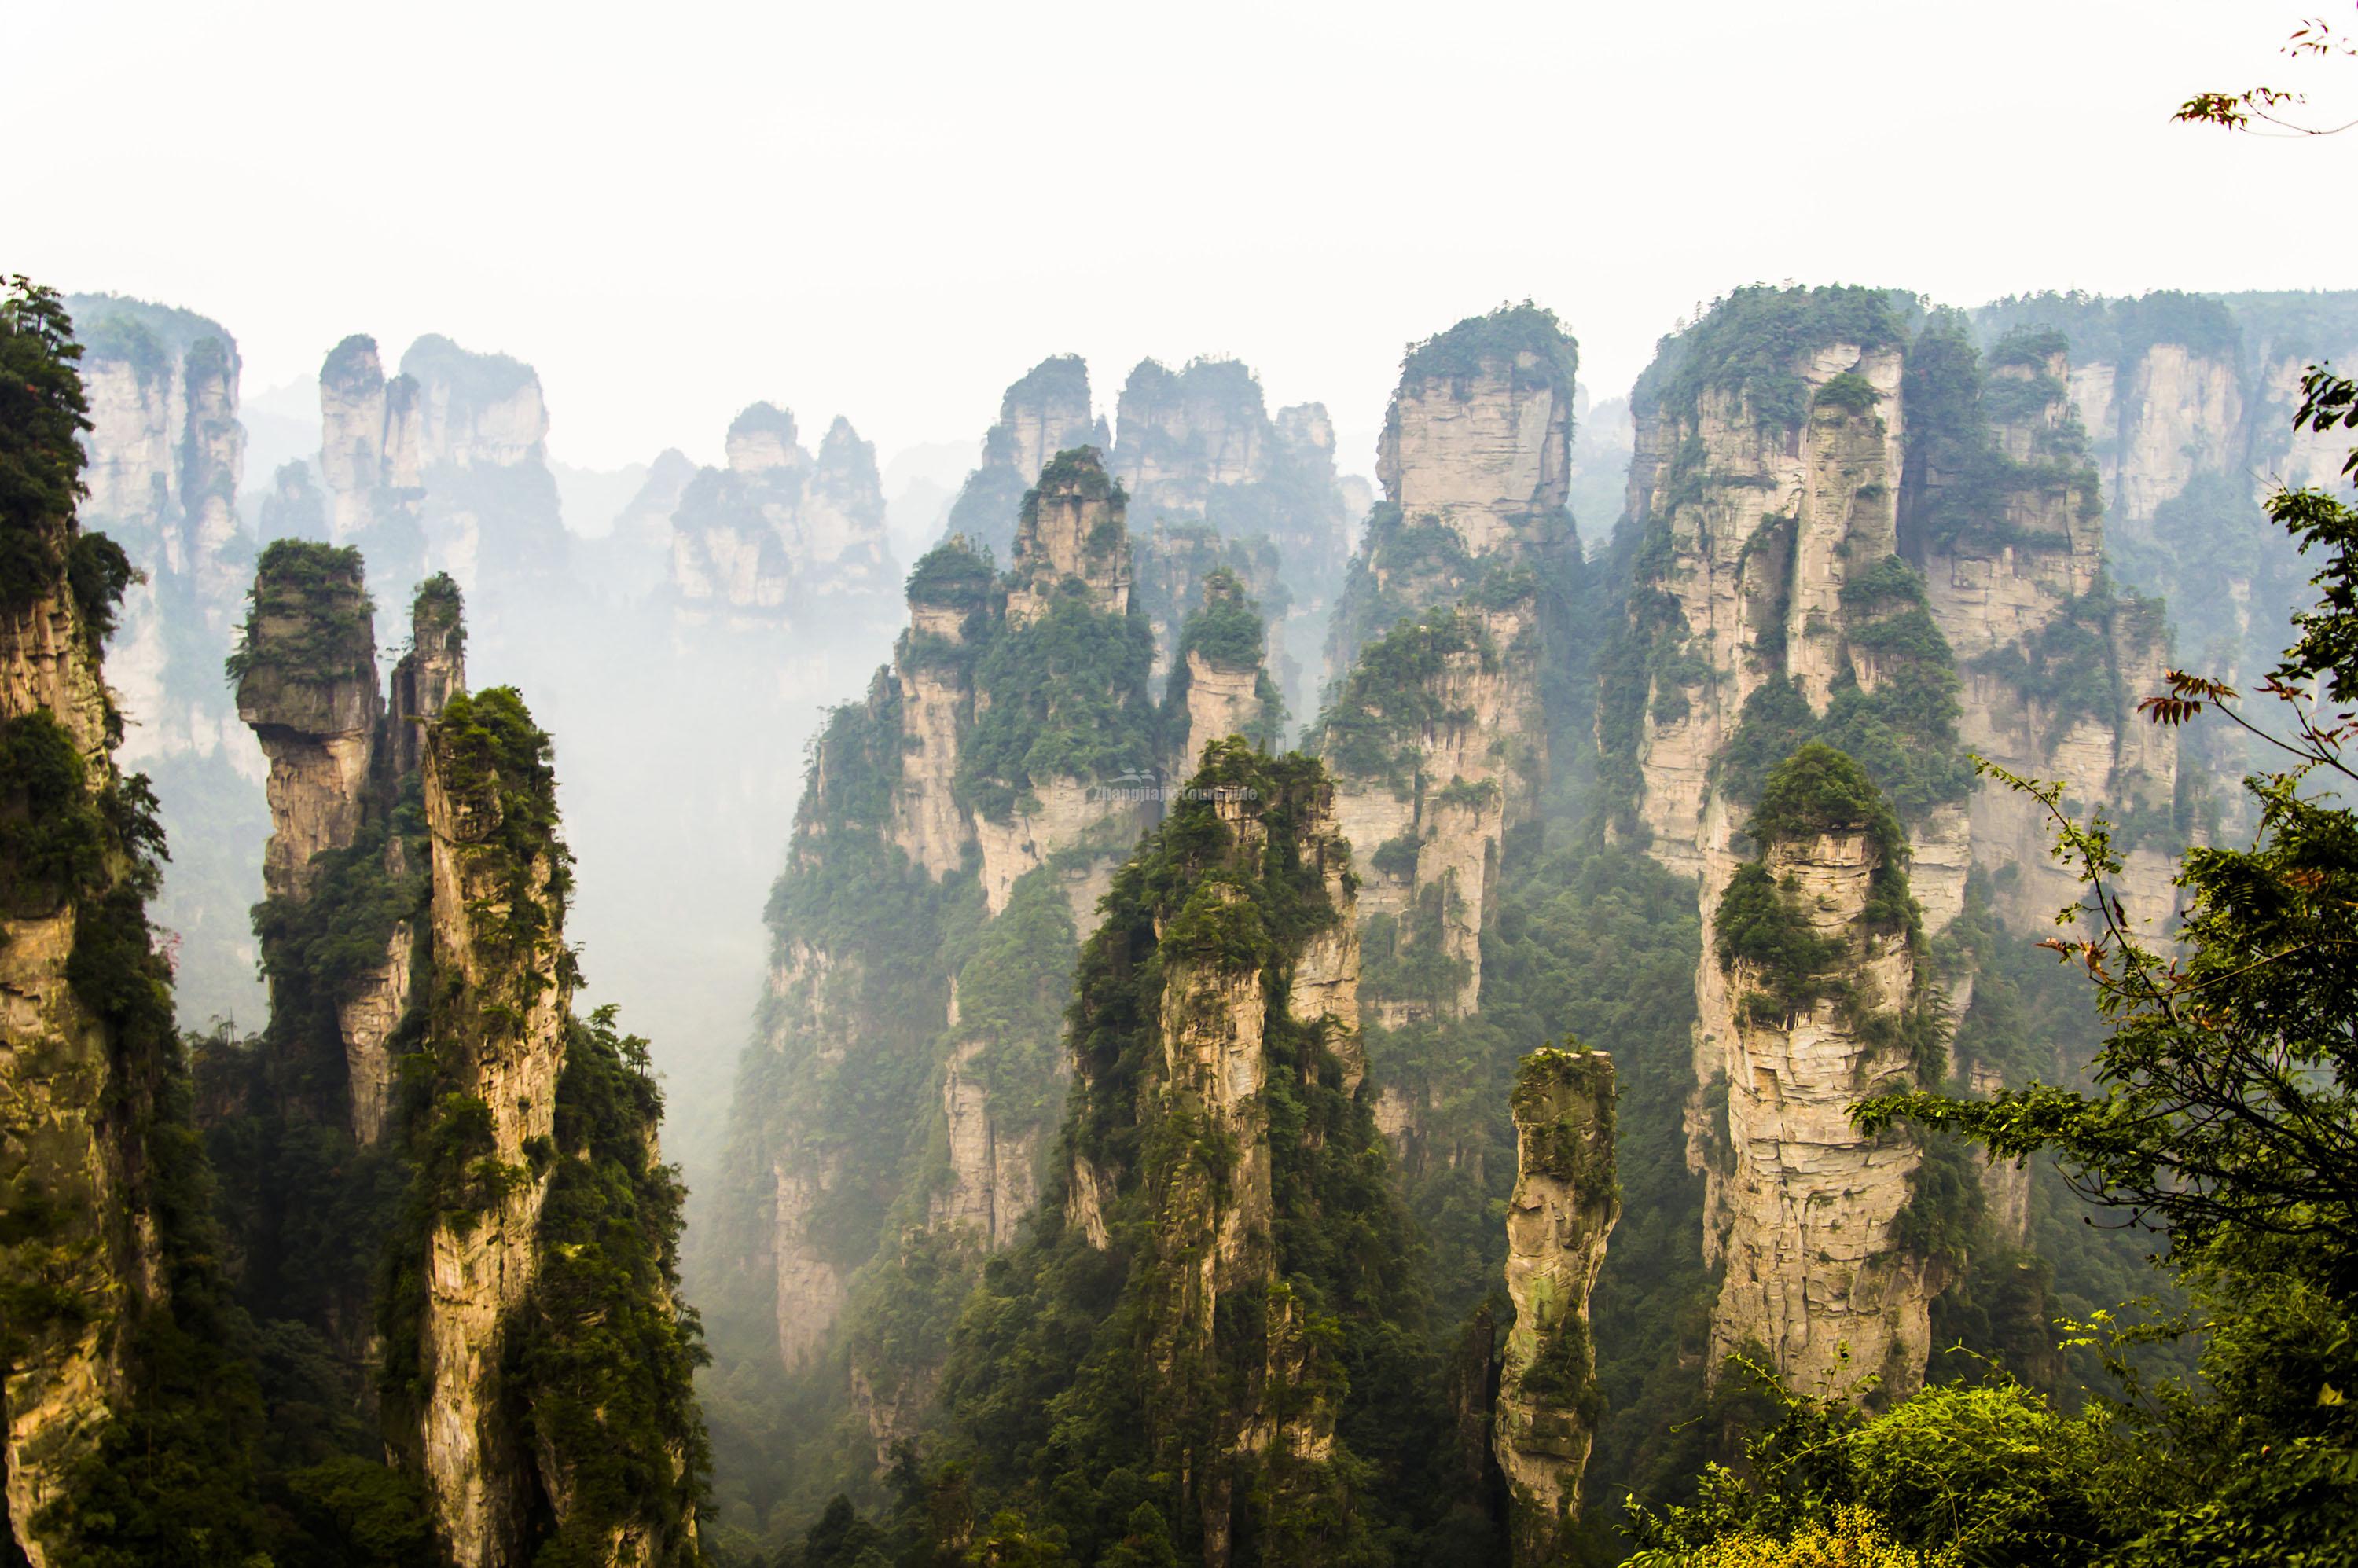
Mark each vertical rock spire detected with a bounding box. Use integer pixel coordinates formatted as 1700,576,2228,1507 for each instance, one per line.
1497,1046,1620,1565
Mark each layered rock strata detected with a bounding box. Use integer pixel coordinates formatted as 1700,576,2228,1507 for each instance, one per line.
1497,1047,1620,1566
1702,748,1940,1397
1615,287,2180,1400
1317,305,1575,1030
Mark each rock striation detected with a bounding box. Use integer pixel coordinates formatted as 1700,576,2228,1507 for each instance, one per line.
669,403,894,624
1316,306,1574,1030
1611,286,2181,1401
1496,1047,1620,1566
1701,747,1942,1398
64,295,270,1026
0,285,317,1564
1163,567,1283,776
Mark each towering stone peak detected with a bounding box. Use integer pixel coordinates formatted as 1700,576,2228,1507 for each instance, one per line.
883,536,994,881
1317,589,1545,1026
1036,744,1396,1561
0,281,249,1563
1607,286,2189,1406
406,686,577,1565
1379,302,1577,560
1165,567,1282,777
725,401,804,476
317,334,427,575
387,571,468,780
1497,1047,1620,1565
1111,355,1269,502
942,353,1100,560
997,353,1096,487
399,332,550,468
670,404,894,621
1701,745,1941,1401
1331,303,1578,675
1004,445,1132,626
231,541,384,903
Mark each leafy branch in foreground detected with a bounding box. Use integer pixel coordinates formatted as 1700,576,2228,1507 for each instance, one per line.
2176,14,2358,135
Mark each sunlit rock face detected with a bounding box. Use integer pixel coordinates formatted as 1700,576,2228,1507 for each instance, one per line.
1496,1048,1618,1564
668,402,894,625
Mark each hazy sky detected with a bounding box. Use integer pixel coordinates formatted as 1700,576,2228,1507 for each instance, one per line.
19,1,2355,477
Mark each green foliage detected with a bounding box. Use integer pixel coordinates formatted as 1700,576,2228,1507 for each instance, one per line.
0,277,96,621
1964,581,2151,748
1400,301,1578,396
1637,285,1909,434
512,1007,711,1565
1743,742,1906,862
906,535,998,611
1812,372,1880,417
1713,862,1847,1019
1313,605,1490,792
1628,1372,2111,1566
430,685,573,954
226,539,376,685
960,589,1155,822
0,710,109,914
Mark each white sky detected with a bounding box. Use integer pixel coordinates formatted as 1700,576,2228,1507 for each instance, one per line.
16,0,2356,475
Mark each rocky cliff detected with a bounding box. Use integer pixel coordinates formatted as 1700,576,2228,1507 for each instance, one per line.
942,354,1104,561
1329,303,1577,673
1111,355,1355,608
1496,1047,1619,1565
320,334,428,588
1611,285,2180,1402
1701,747,1944,1398
376,685,707,1566
924,742,1452,1565
0,279,268,1564
64,294,269,1026
1313,307,1574,1031
1967,288,2358,836
1163,567,1283,775
399,333,571,599
670,402,894,624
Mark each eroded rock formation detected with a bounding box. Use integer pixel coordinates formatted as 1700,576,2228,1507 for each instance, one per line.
670,402,894,624
1612,286,2180,1401
1497,1047,1619,1565
943,354,1104,560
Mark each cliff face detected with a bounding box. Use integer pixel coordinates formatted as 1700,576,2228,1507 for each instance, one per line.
1111,357,1354,599
1311,310,1573,1033
0,283,255,1564
943,354,1103,561
399,334,570,598
320,335,428,586
998,744,1416,1565
1702,749,1941,1398
381,688,706,1568
1331,305,1577,674
1496,1048,1619,1566
1967,291,2358,789
670,403,894,625
1164,568,1282,774
64,296,270,1026
1612,287,2178,1402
